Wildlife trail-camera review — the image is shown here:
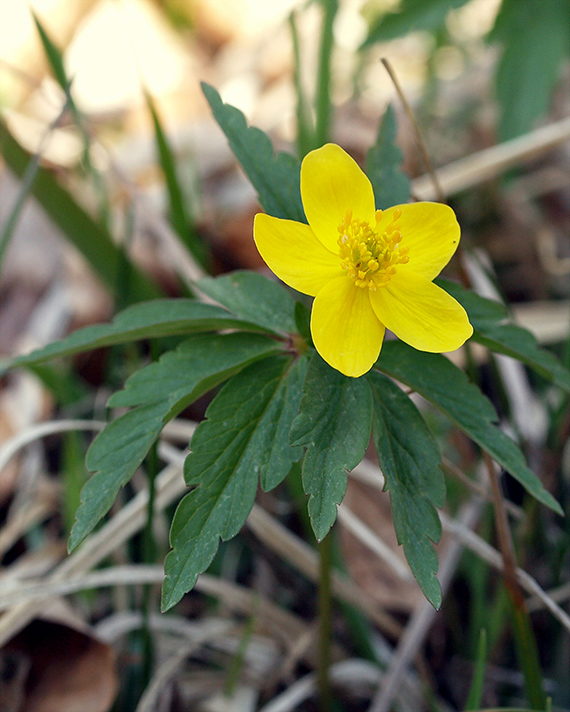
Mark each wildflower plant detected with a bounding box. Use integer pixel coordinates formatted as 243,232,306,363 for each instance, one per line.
1,83,567,618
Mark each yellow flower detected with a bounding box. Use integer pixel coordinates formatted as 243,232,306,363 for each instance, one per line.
254,143,473,377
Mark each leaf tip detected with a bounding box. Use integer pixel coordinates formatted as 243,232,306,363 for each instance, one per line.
160,579,181,613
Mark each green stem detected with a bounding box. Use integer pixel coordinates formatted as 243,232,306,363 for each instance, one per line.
141,438,159,691
289,10,315,157
314,0,339,147
318,530,333,712
140,337,161,694
509,597,547,710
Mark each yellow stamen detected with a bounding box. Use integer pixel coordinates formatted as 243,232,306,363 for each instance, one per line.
337,209,409,290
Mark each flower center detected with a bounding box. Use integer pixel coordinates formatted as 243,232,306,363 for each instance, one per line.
337,208,409,290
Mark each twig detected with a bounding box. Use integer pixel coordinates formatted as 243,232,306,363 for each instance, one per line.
381,57,445,204
442,457,524,520
484,452,546,708
484,453,521,600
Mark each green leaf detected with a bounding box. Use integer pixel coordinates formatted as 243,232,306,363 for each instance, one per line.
259,356,308,492
368,371,444,608
440,279,570,393
0,118,160,305
69,333,281,550
0,299,275,376
162,355,301,611
201,83,305,223
290,355,372,541
376,342,562,514
32,11,68,94
361,0,471,49
197,271,296,334
109,332,281,410
69,401,166,551
490,0,570,140
366,104,410,210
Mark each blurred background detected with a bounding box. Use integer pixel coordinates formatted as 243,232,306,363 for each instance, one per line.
0,1,569,711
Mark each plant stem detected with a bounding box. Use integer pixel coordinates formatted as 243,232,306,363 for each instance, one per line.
484,452,546,710
314,0,338,147
318,530,333,712
141,438,159,690
289,11,315,158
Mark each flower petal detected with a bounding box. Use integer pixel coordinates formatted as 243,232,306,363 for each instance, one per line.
301,144,376,252
381,202,461,280
370,271,473,352
254,213,342,296
311,276,385,377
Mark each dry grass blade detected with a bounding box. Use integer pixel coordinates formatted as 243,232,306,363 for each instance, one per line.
135,622,235,712
246,504,402,639
0,565,165,610
259,658,423,712
412,116,570,201
349,460,570,632
442,457,524,519
337,503,413,582
367,497,484,712
441,512,570,632
526,582,570,612
0,438,322,670
0,487,58,558
0,419,106,473
108,159,207,291
0,443,187,647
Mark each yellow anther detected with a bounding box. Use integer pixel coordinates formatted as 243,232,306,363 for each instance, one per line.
337,208,406,291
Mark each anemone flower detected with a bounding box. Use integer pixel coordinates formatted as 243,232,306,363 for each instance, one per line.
254,143,473,377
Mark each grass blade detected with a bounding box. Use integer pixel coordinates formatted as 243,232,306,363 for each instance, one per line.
144,89,209,268
314,0,339,146
0,118,161,303
464,628,487,710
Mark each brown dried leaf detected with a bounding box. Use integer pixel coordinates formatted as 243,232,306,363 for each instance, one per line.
3,602,118,712
338,479,421,613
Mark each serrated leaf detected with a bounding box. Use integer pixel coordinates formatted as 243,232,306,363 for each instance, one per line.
259,356,308,492
368,371,444,608
376,341,562,514
490,0,570,140
197,271,296,334
366,104,410,210
290,354,372,541
69,401,166,550
109,333,281,409
162,355,302,611
0,299,273,376
361,0,471,48
69,333,280,550
439,279,570,393
202,83,305,223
